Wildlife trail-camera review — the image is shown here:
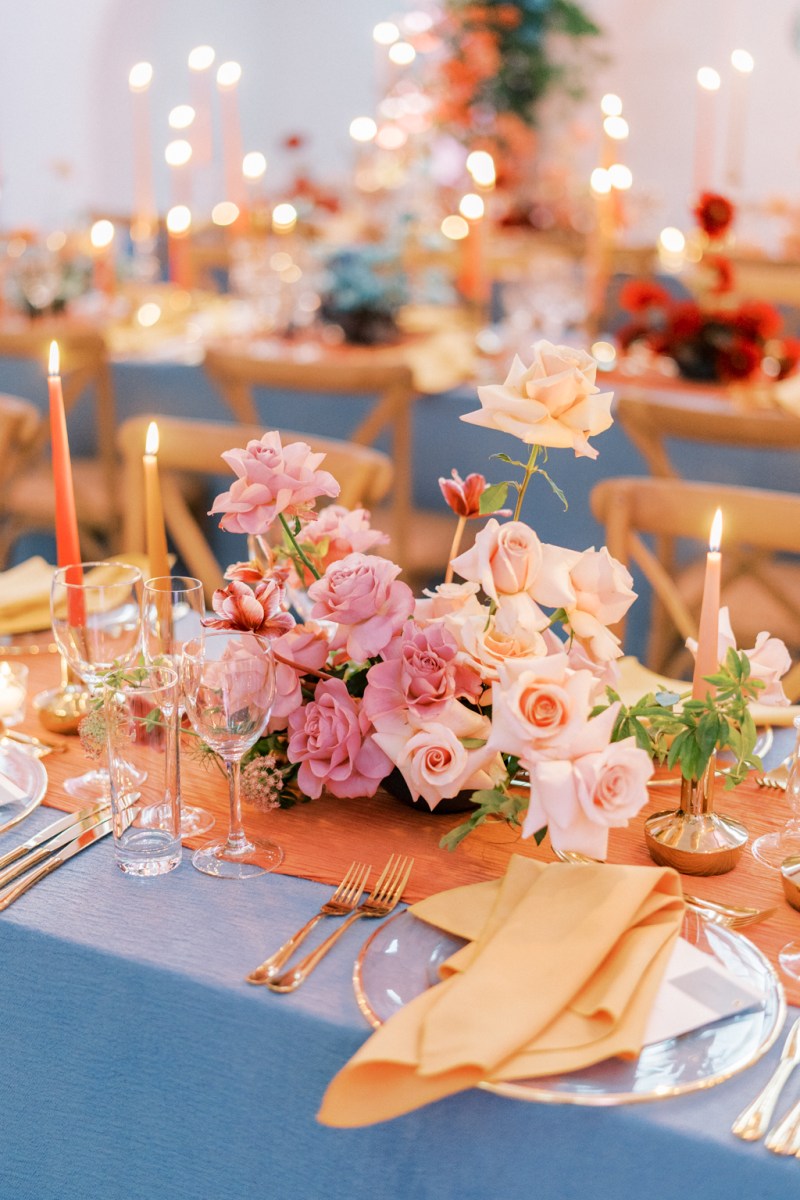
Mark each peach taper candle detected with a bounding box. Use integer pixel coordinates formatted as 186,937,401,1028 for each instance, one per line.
692,508,723,700
143,421,170,581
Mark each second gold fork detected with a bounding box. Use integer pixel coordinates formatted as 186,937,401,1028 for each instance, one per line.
246,860,371,985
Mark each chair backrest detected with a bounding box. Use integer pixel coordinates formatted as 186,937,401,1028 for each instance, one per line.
616,388,800,478
0,393,44,565
203,344,417,563
117,414,394,600
0,324,117,492
590,476,800,697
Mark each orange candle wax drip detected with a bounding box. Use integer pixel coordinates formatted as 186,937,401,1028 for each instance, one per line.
692,508,723,700
143,421,171,580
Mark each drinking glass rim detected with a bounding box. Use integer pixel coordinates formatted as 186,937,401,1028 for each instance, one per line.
182,629,273,661
52,561,143,587
102,662,180,696
144,575,204,593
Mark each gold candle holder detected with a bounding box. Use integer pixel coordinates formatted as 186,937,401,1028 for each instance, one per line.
33,656,91,735
644,752,748,876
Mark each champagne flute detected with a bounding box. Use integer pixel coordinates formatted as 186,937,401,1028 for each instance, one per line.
752,716,800,869
50,562,143,799
181,630,282,879
142,576,215,837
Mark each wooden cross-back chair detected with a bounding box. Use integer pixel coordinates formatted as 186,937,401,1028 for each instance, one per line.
590,476,800,699
0,325,119,564
203,346,418,571
0,394,42,564
616,387,800,673
117,414,394,602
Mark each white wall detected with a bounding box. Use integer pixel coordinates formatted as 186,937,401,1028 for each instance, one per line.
0,0,796,247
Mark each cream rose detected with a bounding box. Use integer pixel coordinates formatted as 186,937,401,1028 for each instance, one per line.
522,739,654,859
461,340,614,459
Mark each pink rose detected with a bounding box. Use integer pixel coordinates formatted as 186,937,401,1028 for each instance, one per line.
210,431,340,535
449,596,549,681
522,738,654,859
371,702,502,811
302,505,388,560
308,552,414,662
451,519,577,608
267,623,331,733
564,547,635,664
286,677,390,799
687,607,791,707
451,519,542,601
487,655,617,763
461,340,614,459
363,622,482,724
203,578,295,637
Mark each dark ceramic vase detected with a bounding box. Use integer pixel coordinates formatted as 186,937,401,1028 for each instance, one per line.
381,768,476,814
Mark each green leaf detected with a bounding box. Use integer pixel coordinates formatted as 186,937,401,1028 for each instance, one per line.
490,452,527,469
479,481,511,514
537,468,568,511
533,825,548,846
459,737,487,749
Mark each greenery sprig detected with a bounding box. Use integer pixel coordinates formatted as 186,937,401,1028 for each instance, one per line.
593,647,764,787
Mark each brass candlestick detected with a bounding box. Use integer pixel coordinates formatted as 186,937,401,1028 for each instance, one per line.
644,752,748,876
33,655,91,735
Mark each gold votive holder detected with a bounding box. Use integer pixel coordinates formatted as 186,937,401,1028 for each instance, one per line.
644,753,748,876
781,856,800,912
33,656,91,735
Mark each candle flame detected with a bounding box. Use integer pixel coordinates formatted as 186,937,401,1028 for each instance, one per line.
145,421,160,456
709,508,723,553
48,341,59,376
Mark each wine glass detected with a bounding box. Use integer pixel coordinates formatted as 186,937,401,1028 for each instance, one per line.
51,562,143,799
142,576,215,837
181,630,282,879
752,717,800,869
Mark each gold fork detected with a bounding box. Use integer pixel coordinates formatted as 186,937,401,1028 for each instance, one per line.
755,754,794,790
267,854,414,994
245,861,371,985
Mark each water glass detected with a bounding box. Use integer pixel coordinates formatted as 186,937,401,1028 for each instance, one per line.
0,662,28,727
104,664,181,877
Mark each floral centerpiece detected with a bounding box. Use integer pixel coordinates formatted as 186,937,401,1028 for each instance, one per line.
617,193,800,384
203,340,789,860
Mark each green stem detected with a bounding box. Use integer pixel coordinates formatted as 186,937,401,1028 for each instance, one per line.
279,512,321,581
513,444,540,521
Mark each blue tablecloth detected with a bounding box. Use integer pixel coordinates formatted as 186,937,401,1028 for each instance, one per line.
1,801,799,1200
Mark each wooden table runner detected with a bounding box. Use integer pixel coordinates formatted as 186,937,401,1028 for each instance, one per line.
14,653,800,1004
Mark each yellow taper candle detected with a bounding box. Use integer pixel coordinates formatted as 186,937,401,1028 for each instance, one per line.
143,421,170,580
692,508,723,700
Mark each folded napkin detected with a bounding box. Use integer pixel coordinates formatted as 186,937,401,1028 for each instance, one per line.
318,855,683,1127
617,655,800,728
0,554,152,636
0,557,56,634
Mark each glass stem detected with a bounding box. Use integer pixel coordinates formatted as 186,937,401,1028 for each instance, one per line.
224,758,249,855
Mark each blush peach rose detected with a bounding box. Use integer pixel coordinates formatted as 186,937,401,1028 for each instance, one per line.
461,340,614,459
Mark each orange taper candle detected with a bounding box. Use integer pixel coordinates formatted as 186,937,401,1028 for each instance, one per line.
48,341,84,622
692,508,723,700
143,422,170,581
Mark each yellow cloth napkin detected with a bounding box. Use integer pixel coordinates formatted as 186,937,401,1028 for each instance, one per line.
0,554,152,635
317,856,684,1128
617,655,800,728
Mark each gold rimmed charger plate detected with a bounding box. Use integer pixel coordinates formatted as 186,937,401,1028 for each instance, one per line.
353,909,785,1107
0,742,48,835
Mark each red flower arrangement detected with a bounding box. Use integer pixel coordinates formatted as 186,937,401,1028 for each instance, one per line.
616,191,800,384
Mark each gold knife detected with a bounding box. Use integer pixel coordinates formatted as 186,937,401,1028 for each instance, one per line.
0,806,113,891
0,801,109,872
0,816,119,912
